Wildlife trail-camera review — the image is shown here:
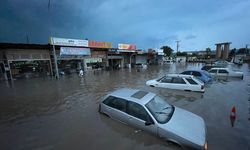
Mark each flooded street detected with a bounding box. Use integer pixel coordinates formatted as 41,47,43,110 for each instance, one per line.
1,63,250,150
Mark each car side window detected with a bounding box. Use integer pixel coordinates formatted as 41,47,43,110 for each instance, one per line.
192,72,202,77
127,102,150,121
186,78,198,85
218,69,228,73
160,77,172,83
103,96,127,112
209,69,217,73
171,77,186,84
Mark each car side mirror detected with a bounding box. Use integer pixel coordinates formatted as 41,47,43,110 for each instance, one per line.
145,121,154,126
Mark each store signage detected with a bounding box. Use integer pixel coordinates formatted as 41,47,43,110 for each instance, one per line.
60,47,90,56
88,41,112,48
50,37,88,47
117,50,136,53
118,44,136,50
85,58,102,63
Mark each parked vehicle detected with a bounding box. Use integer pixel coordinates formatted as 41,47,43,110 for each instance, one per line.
201,65,224,71
164,60,173,64
208,68,244,79
135,63,147,69
146,74,205,92
180,70,212,83
214,60,233,66
99,88,208,150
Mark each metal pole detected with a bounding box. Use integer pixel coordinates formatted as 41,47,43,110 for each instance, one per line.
52,42,59,79
176,40,180,52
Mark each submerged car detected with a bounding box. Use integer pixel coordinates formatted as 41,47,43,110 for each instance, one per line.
164,60,174,64
99,88,208,150
208,68,243,79
146,74,205,92
214,60,233,66
201,65,224,71
135,63,147,69
180,70,212,83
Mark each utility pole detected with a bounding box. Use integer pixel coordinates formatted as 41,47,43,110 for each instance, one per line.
176,40,180,52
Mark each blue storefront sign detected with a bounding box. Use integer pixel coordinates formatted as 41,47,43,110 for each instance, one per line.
60,47,91,56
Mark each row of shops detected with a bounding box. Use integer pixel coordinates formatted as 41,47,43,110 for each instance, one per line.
0,37,157,80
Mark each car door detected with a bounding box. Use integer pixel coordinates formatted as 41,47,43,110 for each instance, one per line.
157,76,173,88
127,101,157,135
103,96,129,124
218,69,229,77
184,78,201,91
171,77,188,90
208,69,217,76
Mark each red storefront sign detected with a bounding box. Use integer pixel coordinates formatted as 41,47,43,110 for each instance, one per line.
88,41,112,48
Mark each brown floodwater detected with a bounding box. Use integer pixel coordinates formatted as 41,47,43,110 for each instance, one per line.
0,63,250,150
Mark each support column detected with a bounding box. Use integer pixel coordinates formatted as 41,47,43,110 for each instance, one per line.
216,44,222,59
52,44,59,79
223,43,230,60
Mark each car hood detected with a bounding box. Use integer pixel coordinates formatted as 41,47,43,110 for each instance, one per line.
162,107,206,146
146,79,156,85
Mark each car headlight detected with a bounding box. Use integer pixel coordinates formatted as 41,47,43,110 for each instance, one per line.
204,142,208,150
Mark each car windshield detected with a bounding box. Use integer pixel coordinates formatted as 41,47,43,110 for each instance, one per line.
145,96,174,124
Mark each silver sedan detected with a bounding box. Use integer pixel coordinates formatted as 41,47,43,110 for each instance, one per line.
99,88,208,150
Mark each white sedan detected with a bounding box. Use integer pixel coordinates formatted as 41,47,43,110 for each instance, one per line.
208,68,243,79
146,74,205,92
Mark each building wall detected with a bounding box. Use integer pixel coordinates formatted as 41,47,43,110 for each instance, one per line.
136,55,147,64
176,56,186,63
91,50,107,58
6,49,50,61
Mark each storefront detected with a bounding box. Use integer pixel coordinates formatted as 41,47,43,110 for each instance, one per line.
88,40,111,70
50,37,89,77
57,47,91,74
0,43,51,80
107,50,124,69
116,43,137,68
136,50,148,64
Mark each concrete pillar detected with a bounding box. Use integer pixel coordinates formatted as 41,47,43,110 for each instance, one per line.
216,44,222,59
223,43,230,60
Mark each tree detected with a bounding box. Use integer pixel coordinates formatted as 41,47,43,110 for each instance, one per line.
205,47,211,59
176,52,187,56
229,48,236,58
161,46,173,57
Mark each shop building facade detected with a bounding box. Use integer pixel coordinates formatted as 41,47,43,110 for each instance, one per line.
0,43,51,80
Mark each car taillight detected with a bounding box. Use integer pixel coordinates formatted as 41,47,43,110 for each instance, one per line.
201,85,204,90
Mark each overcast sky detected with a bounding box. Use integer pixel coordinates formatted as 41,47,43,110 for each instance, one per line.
0,0,250,51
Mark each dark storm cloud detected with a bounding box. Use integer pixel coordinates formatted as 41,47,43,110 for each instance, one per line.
0,0,250,50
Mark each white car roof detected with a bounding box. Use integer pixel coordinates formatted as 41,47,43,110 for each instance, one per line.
210,67,228,70
166,74,194,78
108,88,156,105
